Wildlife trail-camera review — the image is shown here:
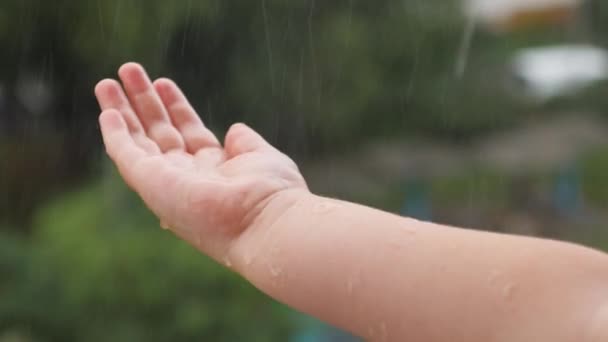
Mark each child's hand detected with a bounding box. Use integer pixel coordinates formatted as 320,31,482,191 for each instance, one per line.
95,63,308,261
94,64,608,342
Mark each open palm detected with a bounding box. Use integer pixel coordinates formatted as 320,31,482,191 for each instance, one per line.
95,63,308,261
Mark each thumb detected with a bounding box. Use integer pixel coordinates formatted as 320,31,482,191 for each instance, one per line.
224,123,273,158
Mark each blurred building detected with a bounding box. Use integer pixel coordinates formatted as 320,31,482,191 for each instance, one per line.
510,44,608,101
465,0,582,31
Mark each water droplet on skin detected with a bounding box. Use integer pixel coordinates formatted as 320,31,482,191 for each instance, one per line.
243,245,262,267
346,270,361,295
244,252,253,266
346,279,354,295
487,271,518,305
223,256,232,268
269,263,282,277
389,229,416,251
589,305,608,342
488,270,502,285
401,226,417,235
502,283,516,300
160,221,170,230
367,326,375,339
388,241,402,251
313,201,338,214
264,245,284,277
379,322,388,341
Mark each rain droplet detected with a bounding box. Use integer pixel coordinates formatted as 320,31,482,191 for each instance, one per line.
402,228,416,236
244,252,254,266
379,322,388,341
388,241,403,251
346,278,354,295
502,282,516,300
160,220,170,230
367,326,376,339
455,15,477,78
488,270,501,285
223,256,233,268
269,263,282,277
347,270,361,296
313,201,338,214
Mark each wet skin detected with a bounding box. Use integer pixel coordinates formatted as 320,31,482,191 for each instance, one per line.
97,63,608,341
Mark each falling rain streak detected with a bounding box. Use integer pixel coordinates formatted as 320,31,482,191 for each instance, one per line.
2,0,608,341
455,15,477,79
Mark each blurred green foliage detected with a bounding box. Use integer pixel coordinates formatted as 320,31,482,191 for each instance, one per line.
0,0,530,149
0,0,533,227
2,0,608,339
431,169,510,207
0,170,293,341
581,147,608,205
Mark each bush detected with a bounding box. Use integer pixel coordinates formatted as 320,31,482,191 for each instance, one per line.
0,176,294,341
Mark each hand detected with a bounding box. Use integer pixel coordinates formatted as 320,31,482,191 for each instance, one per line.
95,63,308,262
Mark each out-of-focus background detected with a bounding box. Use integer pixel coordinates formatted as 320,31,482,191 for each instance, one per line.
2,0,608,340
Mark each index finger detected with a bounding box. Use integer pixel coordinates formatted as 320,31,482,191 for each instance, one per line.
99,109,149,188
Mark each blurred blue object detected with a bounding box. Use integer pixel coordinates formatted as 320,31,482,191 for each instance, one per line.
401,180,432,221
291,314,361,342
553,164,582,216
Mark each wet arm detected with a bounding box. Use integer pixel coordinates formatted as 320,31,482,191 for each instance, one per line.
230,190,608,341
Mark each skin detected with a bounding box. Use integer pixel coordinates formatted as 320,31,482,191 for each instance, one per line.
96,62,608,341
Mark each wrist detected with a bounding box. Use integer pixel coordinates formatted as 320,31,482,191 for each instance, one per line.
227,188,313,273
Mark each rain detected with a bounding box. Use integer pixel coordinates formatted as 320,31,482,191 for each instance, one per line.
1,0,608,341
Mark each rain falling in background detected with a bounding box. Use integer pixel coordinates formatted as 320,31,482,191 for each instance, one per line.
1,0,608,340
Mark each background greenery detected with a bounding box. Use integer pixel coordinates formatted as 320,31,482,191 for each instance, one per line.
2,0,608,340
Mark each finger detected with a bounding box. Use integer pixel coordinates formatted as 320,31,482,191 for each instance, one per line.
99,109,149,188
153,78,221,153
95,79,161,155
118,62,185,152
100,109,191,233
95,79,144,134
224,123,273,158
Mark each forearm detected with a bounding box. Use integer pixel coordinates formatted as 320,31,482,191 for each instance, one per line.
230,190,608,341
96,63,608,341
